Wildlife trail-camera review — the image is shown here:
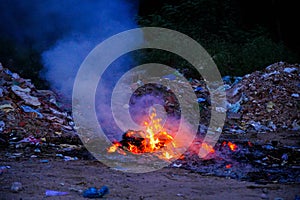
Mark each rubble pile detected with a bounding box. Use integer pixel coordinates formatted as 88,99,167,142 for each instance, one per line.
0,63,79,148
226,62,300,132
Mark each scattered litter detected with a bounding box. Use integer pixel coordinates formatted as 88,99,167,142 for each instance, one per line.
45,190,69,197
197,97,206,103
172,163,182,168
63,156,78,161
82,186,109,198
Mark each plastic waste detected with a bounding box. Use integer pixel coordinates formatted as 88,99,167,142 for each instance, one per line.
232,76,242,85
0,121,5,132
222,76,231,84
291,93,299,98
45,190,69,196
266,101,275,112
197,98,206,103
262,70,280,78
17,135,41,145
63,156,78,161
11,85,41,106
21,105,43,118
227,102,241,113
194,86,203,92
281,153,288,161
0,87,3,97
249,121,271,132
292,120,300,131
0,103,14,112
83,186,109,198
268,121,276,131
283,67,297,73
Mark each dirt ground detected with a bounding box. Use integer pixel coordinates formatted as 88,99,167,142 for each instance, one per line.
0,157,299,200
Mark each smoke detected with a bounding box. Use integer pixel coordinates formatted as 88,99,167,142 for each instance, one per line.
0,0,139,98
41,0,139,98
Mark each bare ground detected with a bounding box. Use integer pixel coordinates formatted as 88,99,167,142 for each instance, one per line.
0,157,299,200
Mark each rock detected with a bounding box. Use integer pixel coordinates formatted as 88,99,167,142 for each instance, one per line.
10,182,22,192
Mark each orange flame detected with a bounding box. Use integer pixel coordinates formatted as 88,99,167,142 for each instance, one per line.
222,141,238,151
201,143,215,154
107,108,175,160
227,142,238,151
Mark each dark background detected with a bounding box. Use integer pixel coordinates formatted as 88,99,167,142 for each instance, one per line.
0,0,299,88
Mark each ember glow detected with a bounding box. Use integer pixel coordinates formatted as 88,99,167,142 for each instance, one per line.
222,141,238,152
225,164,232,169
107,108,176,159
227,142,238,151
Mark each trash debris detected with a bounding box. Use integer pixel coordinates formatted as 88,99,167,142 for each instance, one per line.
16,136,41,145
20,105,43,118
11,85,41,106
224,62,300,132
10,182,22,192
197,97,206,103
82,186,109,198
0,120,5,132
63,156,78,161
0,63,79,148
45,190,69,197
0,103,14,112
283,67,297,73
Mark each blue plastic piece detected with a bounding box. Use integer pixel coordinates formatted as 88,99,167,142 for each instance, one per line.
21,105,43,118
194,86,203,92
83,186,109,198
197,98,206,103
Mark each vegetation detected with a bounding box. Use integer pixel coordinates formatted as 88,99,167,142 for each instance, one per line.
137,0,299,76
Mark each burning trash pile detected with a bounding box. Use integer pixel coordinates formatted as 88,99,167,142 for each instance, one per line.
106,61,300,183
1,60,299,183
108,108,174,156
0,63,79,150
224,61,300,133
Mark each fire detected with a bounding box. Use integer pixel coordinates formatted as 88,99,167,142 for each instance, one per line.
201,142,215,154
163,152,173,159
227,142,238,151
222,141,238,151
107,108,219,160
107,108,175,159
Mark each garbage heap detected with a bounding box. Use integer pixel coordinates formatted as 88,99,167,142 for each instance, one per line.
0,63,79,148
225,62,300,133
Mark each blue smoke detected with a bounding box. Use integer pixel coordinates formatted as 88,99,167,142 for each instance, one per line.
40,0,139,98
